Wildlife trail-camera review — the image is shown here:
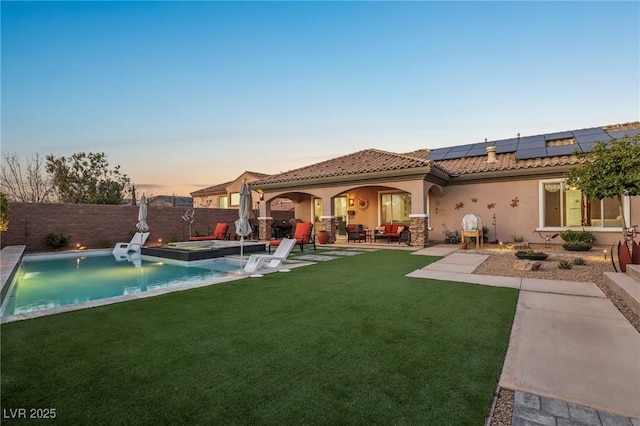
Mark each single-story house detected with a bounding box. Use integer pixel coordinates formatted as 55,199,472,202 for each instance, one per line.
191,171,294,211
250,122,640,247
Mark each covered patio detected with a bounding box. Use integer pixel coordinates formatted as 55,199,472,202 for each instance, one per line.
250,149,449,247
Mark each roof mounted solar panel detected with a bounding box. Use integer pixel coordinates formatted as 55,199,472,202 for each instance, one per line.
471,141,495,148
515,147,548,160
428,147,451,154
575,133,611,144
606,129,640,139
495,143,518,154
545,131,574,140
572,127,606,136
577,141,600,152
449,144,474,152
466,147,491,157
426,152,449,160
494,137,518,146
441,151,466,160
546,145,581,157
517,136,546,149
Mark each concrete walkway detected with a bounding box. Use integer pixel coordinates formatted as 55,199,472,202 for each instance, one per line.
409,245,640,423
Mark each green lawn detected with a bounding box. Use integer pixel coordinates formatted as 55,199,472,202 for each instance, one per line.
1,249,518,425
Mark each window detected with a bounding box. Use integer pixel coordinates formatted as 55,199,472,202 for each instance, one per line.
230,192,240,207
380,192,411,224
540,179,623,228
219,196,229,209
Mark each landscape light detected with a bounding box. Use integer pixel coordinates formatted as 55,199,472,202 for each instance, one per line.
603,249,607,260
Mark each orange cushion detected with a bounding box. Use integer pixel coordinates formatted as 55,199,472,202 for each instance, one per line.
213,223,228,239
294,222,312,238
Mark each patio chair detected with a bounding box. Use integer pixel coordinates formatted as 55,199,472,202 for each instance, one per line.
188,223,229,241
112,232,150,261
268,221,316,254
346,225,367,243
244,238,296,276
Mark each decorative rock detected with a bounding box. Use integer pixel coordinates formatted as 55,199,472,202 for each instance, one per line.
514,260,541,271
507,242,530,250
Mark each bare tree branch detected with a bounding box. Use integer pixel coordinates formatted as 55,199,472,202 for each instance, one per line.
0,153,55,202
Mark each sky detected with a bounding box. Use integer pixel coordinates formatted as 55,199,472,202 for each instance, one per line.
2,1,639,197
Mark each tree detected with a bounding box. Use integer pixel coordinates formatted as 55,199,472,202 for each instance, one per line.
565,134,640,239
130,184,137,206
46,152,131,204
0,153,55,202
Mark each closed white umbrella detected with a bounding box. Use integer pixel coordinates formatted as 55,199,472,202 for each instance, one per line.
235,182,253,271
136,194,149,233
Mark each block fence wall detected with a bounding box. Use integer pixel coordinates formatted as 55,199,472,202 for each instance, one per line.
1,202,293,253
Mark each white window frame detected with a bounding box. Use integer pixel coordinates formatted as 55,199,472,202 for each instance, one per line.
537,178,630,232
377,190,412,225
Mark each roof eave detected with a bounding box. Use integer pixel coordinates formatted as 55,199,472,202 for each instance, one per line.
447,164,576,184
252,166,436,192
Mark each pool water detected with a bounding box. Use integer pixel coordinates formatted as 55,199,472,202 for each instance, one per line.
1,254,239,317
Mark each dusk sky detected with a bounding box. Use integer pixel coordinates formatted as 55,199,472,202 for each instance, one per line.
2,1,638,197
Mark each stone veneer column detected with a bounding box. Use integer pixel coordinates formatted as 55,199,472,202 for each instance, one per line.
258,217,273,240
319,215,337,243
409,214,429,247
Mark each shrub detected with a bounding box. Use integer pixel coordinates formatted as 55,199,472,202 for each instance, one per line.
444,230,460,244
573,257,587,265
45,232,71,249
511,234,524,242
560,230,596,244
558,260,573,270
97,239,111,249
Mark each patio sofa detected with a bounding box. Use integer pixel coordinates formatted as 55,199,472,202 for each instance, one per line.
374,224,405,243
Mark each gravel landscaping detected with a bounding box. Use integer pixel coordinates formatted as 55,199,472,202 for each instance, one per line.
470,244,639,426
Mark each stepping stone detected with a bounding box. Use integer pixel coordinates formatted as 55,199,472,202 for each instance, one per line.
295,255,339,262
322,251,364,256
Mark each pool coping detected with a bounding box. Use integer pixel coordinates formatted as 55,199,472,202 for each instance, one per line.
1,245,26,306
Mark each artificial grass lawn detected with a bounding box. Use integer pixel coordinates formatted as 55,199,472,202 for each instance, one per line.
1,250,518,425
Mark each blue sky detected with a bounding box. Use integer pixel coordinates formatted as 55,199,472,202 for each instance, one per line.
2,1,639,197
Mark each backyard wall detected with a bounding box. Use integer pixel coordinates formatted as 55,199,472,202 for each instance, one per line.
0,202,293,253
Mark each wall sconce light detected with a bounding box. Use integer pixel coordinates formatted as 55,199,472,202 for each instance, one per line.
349,198,355,207
259,192,264,201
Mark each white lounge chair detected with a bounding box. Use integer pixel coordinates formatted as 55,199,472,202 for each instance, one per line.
112,232,150,262
244,238,296,276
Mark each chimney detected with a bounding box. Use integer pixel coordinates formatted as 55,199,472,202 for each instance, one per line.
486,146,497,163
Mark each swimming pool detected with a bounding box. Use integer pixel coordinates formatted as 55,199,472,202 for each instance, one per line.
1,252,243,320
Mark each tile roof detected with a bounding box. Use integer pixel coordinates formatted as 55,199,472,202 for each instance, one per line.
253,149,432,185
190,181,233,196
249,121,640,187
430,121,640,175
432,152,582,175
190,171,272,196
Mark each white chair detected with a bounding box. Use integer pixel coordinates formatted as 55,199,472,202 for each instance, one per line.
112,232,150,262
244,238,296,276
